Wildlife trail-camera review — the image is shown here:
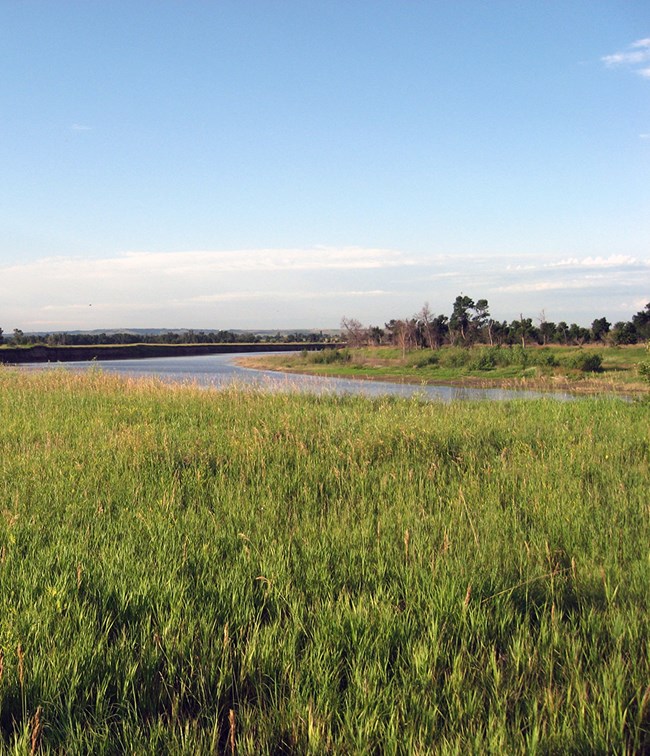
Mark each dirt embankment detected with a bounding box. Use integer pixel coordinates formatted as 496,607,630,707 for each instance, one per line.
0,343,341,364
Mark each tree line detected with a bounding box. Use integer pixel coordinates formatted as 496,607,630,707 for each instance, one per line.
1,298,648,350
341,297,650,351
0,328,335,347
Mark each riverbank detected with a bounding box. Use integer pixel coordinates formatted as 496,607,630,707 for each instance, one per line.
0,341,341,364
237,344,650,398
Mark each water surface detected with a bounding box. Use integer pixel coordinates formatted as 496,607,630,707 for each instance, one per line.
20,351,577,402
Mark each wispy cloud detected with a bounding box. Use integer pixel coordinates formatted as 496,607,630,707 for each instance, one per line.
181,290,389,304
547,255,646,269
0,247,412,281
602,38,650,77
496,278,619,294
153,247,415,274
0,248,408,329
2,247,648,330
496,255,649,297
70,123,92,131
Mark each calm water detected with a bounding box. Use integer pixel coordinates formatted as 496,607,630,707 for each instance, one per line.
19,351,576,402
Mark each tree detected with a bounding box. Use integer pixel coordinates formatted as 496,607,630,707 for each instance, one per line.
340,317,368,348
385,318,417,358
368,326,384,346
510,316,537,348
416,303,439,350
555,322,569,345
430,314,449,349
472,299,491,344
538,318,556,346
568,323,590,345
590,317,610,343
12,329,24,346
537,310,556,346
632,303,650,341
610,321,637,345
491,320,510,346
0,327,4,345
449,295,474,344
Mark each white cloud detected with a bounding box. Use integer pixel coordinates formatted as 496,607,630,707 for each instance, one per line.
495,277,635,294
547,255,646,269
0,247,412,281
70,124,92,131
0,248,408,329
424,271,464,280
154,247,414,274
505,263,539,272
180,289,389,304
602,38,650,77
619,298,650,311
2,247,648,331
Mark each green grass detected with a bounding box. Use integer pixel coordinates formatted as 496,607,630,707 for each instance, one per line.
0,367,649,752
245,344,650,396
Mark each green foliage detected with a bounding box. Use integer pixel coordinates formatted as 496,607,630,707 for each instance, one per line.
639,344,650,384
437,346,471,368
565,352,603,372
639,362,650,382
258,344,648,394
611,321,638,345
302,347,351,364
413,352,439,368
0,369,648,752
433,346,560,372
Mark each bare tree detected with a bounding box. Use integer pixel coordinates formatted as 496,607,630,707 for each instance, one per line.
416,303,436,350
340,317,368,348
396,318,417,359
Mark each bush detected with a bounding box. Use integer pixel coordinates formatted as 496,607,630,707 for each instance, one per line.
532,349,560,367
466,346,558,371
469,348,498,371
638,346,650,383
438,347,472,369
639,362,650,382
567,352,603,372
304,348,351,364
414,353,439,368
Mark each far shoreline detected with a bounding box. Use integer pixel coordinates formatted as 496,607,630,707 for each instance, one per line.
0,341,341,365
235,352,647,399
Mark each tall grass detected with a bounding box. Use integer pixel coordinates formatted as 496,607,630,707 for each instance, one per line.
0,367,648,752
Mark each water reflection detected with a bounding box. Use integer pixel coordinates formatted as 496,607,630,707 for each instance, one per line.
20,351,576,402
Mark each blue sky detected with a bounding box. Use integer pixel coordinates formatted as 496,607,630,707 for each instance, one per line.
1,1,648,331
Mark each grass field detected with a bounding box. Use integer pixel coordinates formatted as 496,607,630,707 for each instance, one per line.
0,367,649,752
241,344,650,398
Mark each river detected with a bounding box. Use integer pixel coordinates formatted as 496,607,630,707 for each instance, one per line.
17,351,578,401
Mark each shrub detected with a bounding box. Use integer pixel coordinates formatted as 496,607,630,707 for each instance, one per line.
305,348,351,364
533,349,560,367
638,345,650,383
469,348,498,371
438,347,472,369
567,352,603,372
414,353,439,368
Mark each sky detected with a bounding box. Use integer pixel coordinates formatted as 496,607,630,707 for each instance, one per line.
1,1,649,332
